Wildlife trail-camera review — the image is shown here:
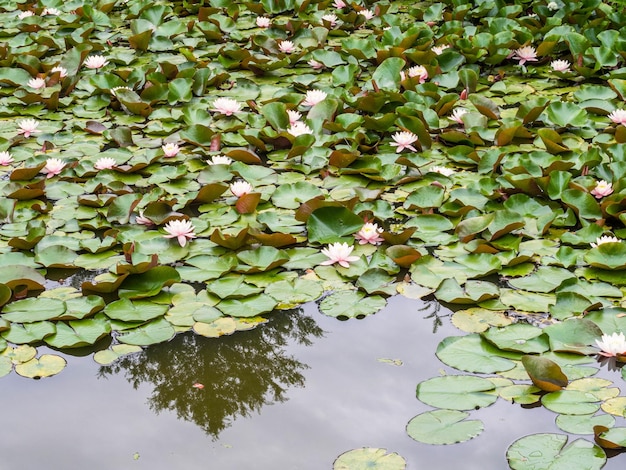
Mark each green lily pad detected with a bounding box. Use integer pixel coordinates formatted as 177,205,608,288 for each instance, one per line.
93,344,143,365
451,308,512,333
482,323,550,354
416,375,498,411
44,316,112,349
333,447,406,470
116,318,176,346
436,334,516,373
104,298,169,322
542,390,601,415
1,345,37,364
556,414,615,435
507,434,606,470
217,294,278,317
193,318,237,337
1,297,66,323
406,410,483,445
319,291,386,319
15,354,67,379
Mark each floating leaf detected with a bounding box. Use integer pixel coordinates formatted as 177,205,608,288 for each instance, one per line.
507,434,605,470
15,354,67,379
416,375,498,410
319,291,386,319
117,318,176,346
333,447,406,470
407,410,483,445
522,355,568,392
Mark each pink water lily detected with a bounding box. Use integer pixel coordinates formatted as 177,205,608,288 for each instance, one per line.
390,131,418,153
551,60,570,72
256,16,271,28
320,242,360,268
279,40,296,54
287,109,302,125
512,46,538,65
41,158,65,178
308,59,324,70
135,211,154,226
407,65,428,83
288,121,313,136
84,55,109,69
302,89,327,106
28,78,46,89
0,151,14,166
51,66,68,77
595,332,626,358
450,108,468,125
162,142,180,157
94,157,117,170
591,180,613,198
163,219,196,247
608,109,626,125
321,13,338,26
354,223,384,245
212,97,242,116
333,0,346,8
360,9,375,20
17,119,41,137
230,180,253,197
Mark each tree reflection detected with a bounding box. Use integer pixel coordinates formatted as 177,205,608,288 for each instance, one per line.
98,309,324,438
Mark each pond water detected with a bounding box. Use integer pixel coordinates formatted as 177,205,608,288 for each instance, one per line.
3,295,625,469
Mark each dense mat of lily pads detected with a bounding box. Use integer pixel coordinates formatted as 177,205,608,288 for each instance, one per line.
3,0,626,467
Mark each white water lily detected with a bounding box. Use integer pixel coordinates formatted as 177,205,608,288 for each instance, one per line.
279,40,296,54
595,332,626,358
41,158,66,178
94,157,117,170
28,78,46,89
84,55,109,69
608,109,626,125
550,60,570,72
209,155,232,165
51,66,68,77
162,142,180,157
163,219,196,247
17,119,41,137
288,121,313,137
320,242,360,268
212,97,242,116
449,108,468,125
256,16,271,28
0,151,14,166
430,166,454,177
590,235,620,248
230,180,253,197
302,89,327,106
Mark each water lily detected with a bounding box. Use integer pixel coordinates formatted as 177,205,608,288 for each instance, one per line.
407,65,428,83
333,0,346,8
256,16,271,28
209,155,232,165
591,180,613,198
432,45,449,55
354,223,384,245
360,9,375,20
51,66,68,78
390,131,418,153
18,10,34,19
595,332,626,358
17,119,41,137
230,180,253,197
551,60,570,72
84,55,109,69
287,109,302,125
111,86,132,96
321,13,338,26
0,151,14,166
450,108,468,125
162,142,180,157
288,121,313,137
302,89,327,106
135,211,153,226
430,166,454,177
512,46,538,65
42,7,61,15
279,40,296,54
320,242,360,268
212,97,242,116
547,1,559,11
308,59,324,70
591,235,620,248
28,78,46,90
94,157,117,170
41,158,65,178
608,109,626,125
163,219,196,247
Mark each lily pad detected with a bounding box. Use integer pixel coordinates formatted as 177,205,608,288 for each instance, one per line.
333,447,406,470
416,375,498,411
319,291,386,319
507,434,606,470
406,410,483,445
15,354,67,379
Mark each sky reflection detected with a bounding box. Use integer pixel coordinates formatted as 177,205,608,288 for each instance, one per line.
1,296,625,469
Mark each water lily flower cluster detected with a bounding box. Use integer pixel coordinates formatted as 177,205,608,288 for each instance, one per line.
550,60,570,72
17,119,40,137
354,223,384,245
390,131,419,153
84,55,109,69
41,158,65,178
595,332,626,358
230,180,253,197
163,219,196,247
212,97,242,116
591,235,620,248
0,151,14,166
608,109,626,125
591,180,613,198
162,143,180,157
512,46,538,65
320,242,360,268
302,89,327,106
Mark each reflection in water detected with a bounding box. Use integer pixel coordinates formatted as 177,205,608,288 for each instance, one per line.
98,309,324,438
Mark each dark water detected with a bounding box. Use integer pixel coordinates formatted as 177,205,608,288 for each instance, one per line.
2,296,624,469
